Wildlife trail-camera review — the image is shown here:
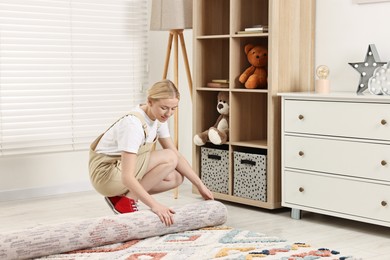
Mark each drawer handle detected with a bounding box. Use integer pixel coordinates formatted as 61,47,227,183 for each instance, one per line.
298,114,304,120
241,159,256,166
381,160,387,166
208,154,221,160
299,187,304,192
298,151,304,157
381,201,387,207
381,119,387,125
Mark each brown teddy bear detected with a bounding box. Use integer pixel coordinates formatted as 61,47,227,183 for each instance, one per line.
193,91,229,146
239,44,268,89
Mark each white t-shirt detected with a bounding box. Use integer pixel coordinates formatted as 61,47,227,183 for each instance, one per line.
95,105,170,155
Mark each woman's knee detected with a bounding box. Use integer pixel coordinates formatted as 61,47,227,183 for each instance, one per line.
163,148,179,168
165,171,184,186
176,172,184,185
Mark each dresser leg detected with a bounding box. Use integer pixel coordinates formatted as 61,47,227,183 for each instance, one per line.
291,208,302,220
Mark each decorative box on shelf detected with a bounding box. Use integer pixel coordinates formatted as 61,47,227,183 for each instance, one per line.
233,150,267,202
200,146,229,194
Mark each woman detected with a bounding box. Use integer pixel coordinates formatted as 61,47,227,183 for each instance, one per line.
89,79,214,226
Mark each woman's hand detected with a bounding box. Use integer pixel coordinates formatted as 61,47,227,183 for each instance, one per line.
151,203,176,227
198,184,214,200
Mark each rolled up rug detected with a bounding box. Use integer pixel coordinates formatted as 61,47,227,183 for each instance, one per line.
0,200,227,260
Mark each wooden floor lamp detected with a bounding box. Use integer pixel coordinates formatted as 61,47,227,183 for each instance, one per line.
150,0,193,199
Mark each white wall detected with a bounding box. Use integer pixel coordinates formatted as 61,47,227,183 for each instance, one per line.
315,0,390,92
0,151,91,201
2,0,390,200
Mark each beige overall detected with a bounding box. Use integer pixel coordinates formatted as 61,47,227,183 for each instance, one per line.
89,112,157,197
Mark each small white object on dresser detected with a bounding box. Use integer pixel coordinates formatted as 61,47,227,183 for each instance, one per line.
280,92,390,227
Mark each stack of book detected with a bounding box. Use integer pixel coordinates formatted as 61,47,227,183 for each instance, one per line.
206,79,229,88
236,24,269,34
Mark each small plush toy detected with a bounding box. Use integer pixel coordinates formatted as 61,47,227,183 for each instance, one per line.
239,44,268,89
193,91,229,146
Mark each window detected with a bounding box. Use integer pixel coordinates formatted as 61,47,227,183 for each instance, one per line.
0,0,148,156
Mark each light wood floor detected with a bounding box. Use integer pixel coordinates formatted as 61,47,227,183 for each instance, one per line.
0,182,389,259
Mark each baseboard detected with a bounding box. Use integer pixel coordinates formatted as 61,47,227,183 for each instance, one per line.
0,181,94,202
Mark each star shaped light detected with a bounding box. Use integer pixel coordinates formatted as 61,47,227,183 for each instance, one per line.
349,44,386,94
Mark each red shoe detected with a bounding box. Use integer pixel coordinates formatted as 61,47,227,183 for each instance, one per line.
104,196,138,214
104,196,122,214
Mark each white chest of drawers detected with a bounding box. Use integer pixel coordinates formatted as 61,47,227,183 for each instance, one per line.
280,92,390,227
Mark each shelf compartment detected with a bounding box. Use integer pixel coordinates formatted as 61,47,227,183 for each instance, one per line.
195,0,230,36
232,0,269,34
194,38,229,88
230,92,267,144
231,37,269,90
193,90,229,137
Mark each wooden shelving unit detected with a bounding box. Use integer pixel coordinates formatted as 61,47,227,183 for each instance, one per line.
192,0,316,209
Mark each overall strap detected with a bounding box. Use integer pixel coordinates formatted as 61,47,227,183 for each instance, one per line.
102,111,149,140
90,111,150,151
127,112,149,142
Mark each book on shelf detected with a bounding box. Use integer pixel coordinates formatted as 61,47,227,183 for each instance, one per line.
236,30,267,34
211,79,229,83
206,79,229,88
206,82,229,88
245,24,268,30
235,25,269,34
248,24,264,28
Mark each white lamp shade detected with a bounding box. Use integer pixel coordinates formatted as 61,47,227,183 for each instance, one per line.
150,0,193,30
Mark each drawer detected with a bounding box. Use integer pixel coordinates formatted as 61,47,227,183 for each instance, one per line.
284,135,390,182
283,100,390,141
283,170,390,223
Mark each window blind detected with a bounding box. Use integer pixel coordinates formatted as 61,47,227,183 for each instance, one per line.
0,0,148,156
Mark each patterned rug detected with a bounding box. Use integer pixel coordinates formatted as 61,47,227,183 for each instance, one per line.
38,226,359,260
0,200,227,259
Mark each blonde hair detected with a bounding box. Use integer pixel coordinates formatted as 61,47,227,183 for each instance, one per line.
147,79,180,101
